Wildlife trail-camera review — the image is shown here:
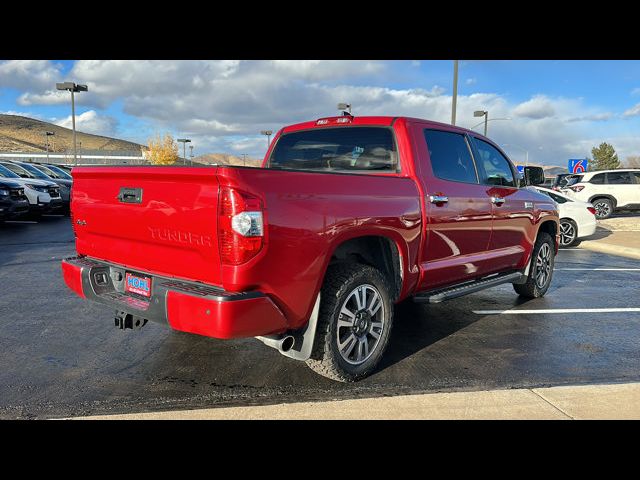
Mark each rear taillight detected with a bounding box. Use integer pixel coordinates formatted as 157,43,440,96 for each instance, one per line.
218,187,264,265
569,185,585,192
587,207,596,215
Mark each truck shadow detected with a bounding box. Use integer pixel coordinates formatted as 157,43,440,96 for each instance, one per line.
376,295,534,373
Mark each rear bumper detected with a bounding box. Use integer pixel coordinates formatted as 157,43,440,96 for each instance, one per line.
61,256,288,339
578,217,597,239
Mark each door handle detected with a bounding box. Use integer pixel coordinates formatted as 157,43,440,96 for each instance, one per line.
429,195,449,204
491,196,505,205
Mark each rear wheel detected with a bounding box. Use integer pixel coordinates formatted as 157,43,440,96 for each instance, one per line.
514,232,555,298
559,218,579,247
593,198,613,219
306,263,393,382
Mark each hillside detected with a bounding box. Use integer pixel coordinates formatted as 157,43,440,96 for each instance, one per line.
193,153,262,167
0,114,143,153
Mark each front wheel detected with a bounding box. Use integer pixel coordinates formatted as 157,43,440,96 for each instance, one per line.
306,263,394,382
514,232,555,298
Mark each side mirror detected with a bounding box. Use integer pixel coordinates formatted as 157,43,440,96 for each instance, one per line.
523,166,545,186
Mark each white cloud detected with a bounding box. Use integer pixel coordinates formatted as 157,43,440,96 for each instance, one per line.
18,90,68,106
465,78,477,85
567,112,614,122
513,95,556,119
54,110,118,136
0,60,63,91
632,88,640,96
411,60,421,67
623,103,640,117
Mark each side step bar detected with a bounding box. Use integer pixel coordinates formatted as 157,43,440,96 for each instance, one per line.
414,271,524,304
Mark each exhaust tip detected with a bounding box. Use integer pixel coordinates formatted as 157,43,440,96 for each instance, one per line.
281,335,295,352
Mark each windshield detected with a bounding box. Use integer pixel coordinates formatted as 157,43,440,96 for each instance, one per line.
0,162,35,179
19,163,51,180
35,164,61,179
268,127,398,173
0,164,21,178
46,165,72,180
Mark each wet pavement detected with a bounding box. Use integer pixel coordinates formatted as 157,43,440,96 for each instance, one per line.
1,216,640,419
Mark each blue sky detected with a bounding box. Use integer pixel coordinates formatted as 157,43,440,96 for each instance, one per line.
2,60,640,165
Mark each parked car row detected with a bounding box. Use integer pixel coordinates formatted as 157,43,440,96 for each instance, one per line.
0,161,72,222
558,169,640,219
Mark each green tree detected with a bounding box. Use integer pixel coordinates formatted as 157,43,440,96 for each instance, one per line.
590,142,620,171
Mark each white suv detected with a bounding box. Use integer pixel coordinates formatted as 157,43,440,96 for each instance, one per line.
561,169,640,219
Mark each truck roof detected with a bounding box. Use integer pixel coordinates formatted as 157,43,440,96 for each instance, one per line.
282,115,485,138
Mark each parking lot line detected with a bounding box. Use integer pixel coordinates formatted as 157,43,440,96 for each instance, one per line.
555,268,640,271
473,308,640,315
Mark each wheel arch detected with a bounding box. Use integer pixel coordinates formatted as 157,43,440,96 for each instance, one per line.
588,194,617,208
325,234,406,302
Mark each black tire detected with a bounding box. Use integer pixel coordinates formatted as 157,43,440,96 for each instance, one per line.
306,263,394,382
513,232,555,298
592,198,613,219
559,218,579,248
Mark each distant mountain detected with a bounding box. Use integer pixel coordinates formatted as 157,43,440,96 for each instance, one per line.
0,114,143,153
193,153,262,167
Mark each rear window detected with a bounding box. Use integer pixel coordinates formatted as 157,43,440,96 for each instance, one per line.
268,127,398,173
566,175,584,186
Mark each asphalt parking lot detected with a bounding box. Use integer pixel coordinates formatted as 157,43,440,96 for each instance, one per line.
1,216,640,419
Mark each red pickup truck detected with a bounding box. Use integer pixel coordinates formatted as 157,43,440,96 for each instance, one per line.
62,115,558,382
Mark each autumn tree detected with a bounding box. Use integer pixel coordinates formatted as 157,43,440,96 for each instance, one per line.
590,142,620,171
145,133,179,165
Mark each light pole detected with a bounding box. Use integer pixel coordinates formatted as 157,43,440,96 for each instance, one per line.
260,130,273,151
452,60,459,125
44,131,55,163
503,143,529,166
474,110,488,136
189,145,194,165
469,117,511,131
56,82,88,166
79,141,82,164
241,154,247,166
177,138,191,165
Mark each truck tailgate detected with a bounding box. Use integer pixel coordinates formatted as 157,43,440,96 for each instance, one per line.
72,166,222,286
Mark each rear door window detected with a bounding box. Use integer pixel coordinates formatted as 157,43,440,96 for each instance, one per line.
589,173,605,184
268,127,398,173
607,171,633,184
423,129,478,184
632,172,640,184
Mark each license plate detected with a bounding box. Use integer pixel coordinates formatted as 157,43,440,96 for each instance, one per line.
125,272,152,298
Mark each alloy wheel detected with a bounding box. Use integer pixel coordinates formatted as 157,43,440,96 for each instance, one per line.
336,284,385,365
535,243,552,289
559,221,576,247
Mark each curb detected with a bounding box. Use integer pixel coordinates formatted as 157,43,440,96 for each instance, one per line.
578,240,640,260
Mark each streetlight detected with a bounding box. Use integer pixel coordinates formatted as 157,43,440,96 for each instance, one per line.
177,138,191,165
451,60,459,125
469,117,511,131
189,145,194,165
260,130,273,150
474,110,488,136
503,143,529,166
241,154,248,166
56,82,88,166
43,131,55,163
337,102,352,115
